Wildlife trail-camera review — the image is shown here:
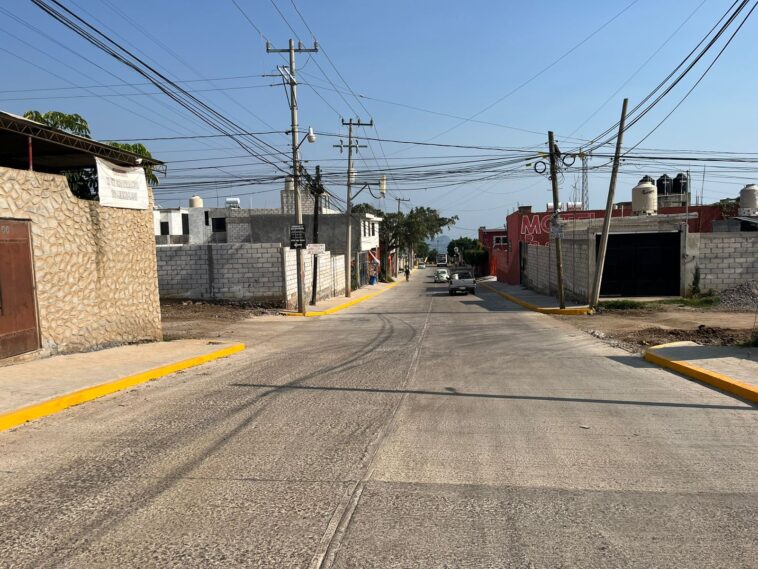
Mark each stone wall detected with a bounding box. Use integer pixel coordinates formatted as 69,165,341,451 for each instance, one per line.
156,243,346,308
0,167,162,354
697,232,758,292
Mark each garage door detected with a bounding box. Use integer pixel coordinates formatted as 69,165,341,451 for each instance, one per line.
0,219,40,359
597,232,680,297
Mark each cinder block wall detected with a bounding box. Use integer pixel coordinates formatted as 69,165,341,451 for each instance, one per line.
698,233,758,292
157,243,284,303
157,243,346,308
522,238,591,302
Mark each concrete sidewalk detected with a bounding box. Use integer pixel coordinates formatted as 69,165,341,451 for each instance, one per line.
479,280,591,315
282,278,401,316
0,340,244,429
645,341,758,403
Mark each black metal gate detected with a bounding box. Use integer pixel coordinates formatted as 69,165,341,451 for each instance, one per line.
0,219,40,358
597,232,680,297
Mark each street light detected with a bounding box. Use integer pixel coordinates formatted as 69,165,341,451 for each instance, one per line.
295,126,317,150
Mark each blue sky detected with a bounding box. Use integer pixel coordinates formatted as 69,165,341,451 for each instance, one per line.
1,0,756,238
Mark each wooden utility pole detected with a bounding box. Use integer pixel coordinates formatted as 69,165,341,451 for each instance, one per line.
590,98,629,310
548,131,566,309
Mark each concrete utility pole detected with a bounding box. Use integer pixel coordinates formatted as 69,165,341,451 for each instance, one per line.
309,165,325,305
548,131,566,309
590,98,629,310
335,118,371,297
393,196,410,276
267,39,318,315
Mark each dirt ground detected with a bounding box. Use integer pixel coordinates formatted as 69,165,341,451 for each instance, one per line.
160,300,281,340
561,307,757,352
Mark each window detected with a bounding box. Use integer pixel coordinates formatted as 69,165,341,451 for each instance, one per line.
160,221,169,236
204,211,210,226
211,217,227,232
371,223,376,236
181,213,189,235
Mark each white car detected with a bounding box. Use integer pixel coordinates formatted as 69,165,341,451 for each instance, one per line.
418,262,426,269
434,269,449,283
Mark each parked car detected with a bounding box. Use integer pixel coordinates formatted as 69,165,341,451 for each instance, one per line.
448,270,476,295
434,269,449,283
418,262,426,269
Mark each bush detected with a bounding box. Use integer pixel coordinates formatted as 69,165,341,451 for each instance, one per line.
598,300,648,310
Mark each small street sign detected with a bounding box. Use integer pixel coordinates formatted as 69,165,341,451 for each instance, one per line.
290,224,306,249
306,243,325,254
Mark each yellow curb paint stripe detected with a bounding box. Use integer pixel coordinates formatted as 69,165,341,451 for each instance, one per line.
0,343,246,433
644,347,758,404
479,281,592,315
282,280,402,317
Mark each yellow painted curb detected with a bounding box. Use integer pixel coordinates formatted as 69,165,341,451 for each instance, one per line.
0,343,246,433
479,281,592,315
645,343,758,404
282,280,402,317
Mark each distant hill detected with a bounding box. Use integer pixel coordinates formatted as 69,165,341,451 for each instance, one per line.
427,235,451,250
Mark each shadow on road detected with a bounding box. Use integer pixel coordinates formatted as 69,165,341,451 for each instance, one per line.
229,382,753,411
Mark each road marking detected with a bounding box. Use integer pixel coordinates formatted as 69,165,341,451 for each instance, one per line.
0,343,246,432
309,297,434,569
283,280,402,317
479,281,592,315
645,342,758,404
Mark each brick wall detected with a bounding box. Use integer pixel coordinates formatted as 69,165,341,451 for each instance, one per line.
522,237,591,302
283,248,346,309
698,233,758,292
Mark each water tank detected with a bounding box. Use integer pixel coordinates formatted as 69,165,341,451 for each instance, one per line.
225,197,241,209
639,175,655,185
673,173,688,194
656,174,672,195
632,181,657,215
739,184,758,216
284,177,294,192
189,195,204,208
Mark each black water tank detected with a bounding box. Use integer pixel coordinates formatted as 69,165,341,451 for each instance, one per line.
656,174,673,195
673,173,688,194
639,175,655,184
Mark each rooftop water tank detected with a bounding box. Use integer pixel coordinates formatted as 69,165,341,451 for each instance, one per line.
739,184,758,216
189,195,204,208
656,174,672,195
284,177,294,192
225,197,241,209
673,173,688,195
639,175,655,185
632,181,657,215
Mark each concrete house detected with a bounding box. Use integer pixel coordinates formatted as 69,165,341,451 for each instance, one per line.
0,111,164,360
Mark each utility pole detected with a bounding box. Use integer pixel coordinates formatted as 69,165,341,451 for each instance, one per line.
590,98,629,310
548,131,566,309
334,118,371,297
393,196,410,276
580,151,590,210
267,39,318,315
309,165,325,305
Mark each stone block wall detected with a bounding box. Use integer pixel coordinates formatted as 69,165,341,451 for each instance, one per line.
0,167,162,354
698,232,758,292
522,237,591,302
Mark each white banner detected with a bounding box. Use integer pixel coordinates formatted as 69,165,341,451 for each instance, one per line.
96,157,149,210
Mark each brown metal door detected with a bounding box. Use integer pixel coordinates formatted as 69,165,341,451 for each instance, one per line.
0,219,40,359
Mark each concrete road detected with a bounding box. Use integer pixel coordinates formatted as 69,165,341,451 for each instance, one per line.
1,270,756,568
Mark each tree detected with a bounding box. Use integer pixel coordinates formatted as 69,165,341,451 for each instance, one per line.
23,109,158,199
447,237,481,257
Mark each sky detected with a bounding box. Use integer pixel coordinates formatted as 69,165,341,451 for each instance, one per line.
2,0,756,239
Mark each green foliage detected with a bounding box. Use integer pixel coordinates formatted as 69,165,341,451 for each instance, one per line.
463,249,488,269
24,110,91,137
23,110,158,199
656,296,720,308
447,237,481,257
107,141,159,186
741,331,758,347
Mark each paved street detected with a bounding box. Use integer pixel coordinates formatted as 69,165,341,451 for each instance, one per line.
1,270,756,568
